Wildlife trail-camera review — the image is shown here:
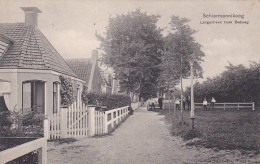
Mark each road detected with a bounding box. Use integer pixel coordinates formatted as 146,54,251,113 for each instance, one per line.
48,107,259,164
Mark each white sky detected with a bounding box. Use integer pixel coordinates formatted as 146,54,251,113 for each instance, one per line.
0,0,259,87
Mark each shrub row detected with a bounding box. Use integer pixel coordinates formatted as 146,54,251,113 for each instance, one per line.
0,109,44,137
82,93,131,110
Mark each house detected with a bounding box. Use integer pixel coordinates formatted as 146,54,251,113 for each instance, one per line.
0,7,85,115
100,70,112,94
65,50,102,94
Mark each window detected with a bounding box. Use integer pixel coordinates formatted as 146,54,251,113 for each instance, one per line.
53,82,59,113
22,81,45,113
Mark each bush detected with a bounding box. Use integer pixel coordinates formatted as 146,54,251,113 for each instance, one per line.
0,108,44,137
59,75,77,107
185,62,260,107
82,93,131,110
0,111,13,136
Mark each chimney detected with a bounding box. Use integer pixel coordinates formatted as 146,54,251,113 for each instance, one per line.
21,7,42,26
92,50,98,62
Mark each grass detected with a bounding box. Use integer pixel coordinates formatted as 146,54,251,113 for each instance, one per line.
161,104,260,154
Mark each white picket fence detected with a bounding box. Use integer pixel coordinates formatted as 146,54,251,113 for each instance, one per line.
95,106,129,135
48,101,89,139
47,100,133,139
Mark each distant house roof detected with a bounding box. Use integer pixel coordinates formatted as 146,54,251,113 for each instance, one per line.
65,59,93,84
0,23,77,77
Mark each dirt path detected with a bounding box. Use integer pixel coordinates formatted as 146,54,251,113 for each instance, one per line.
48,107,259,164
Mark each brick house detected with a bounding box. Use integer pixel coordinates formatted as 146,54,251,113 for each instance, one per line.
66,50,102,94
0,7,86,115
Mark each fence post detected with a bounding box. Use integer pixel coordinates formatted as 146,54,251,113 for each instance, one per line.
42,118,48,164
88,105,96,137
38,142,47,164
61,107,68,138
252,102,255,111
44,118,49,140
224,103,226,111
103,112,108,134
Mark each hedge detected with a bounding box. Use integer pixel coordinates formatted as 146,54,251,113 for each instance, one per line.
82,93,131,110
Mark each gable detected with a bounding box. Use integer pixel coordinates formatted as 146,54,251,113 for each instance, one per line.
0,35,12,60
0,23,77,78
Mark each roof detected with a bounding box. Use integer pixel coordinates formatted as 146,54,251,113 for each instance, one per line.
0,23,77,77
65,59,93,84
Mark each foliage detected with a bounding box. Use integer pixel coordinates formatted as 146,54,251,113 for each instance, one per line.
82,93,131,110
186,62,260,106
0,111,13,136
139,83,158,101
59,75,77,107
0,108,44,137
97,9,163,97
81,84,88,104
159,16,205,92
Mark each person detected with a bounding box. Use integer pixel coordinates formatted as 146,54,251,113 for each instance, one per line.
186,96,191,111
146,98,151,111
151,98,155,111
95,100,101,110
183,96,186,110
128,105,134,115
158,97,163,110
175,98,180,110
210,97,216,110
203,98,207,111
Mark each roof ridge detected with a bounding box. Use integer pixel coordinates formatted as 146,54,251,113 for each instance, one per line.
31,26,50,69
18,24,31,67
33,27,77,77
35,28,78,76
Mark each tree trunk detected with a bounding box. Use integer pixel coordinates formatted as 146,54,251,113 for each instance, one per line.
180,55,184,124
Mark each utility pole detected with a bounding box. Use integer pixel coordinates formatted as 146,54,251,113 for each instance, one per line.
190,61,195,130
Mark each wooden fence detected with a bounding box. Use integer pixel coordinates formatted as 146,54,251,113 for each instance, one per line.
194,102,255,110
95,106,129,135
0,138,47,164
47,101,134,139
0,119,49,164
48,101,89,139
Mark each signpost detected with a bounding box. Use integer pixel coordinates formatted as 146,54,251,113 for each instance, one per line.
190,61,195,130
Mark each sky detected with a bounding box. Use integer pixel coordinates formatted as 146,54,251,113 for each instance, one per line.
0,0,259,87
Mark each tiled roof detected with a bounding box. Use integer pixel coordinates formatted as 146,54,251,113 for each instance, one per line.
65,59,92,84
0,23,77,77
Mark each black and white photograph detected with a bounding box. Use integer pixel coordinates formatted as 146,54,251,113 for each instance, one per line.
0,0,259,163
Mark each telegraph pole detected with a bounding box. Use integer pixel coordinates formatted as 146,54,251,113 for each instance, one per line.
190,61,195,130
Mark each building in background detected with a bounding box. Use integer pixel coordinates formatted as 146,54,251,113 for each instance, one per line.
66,50,102,94
100,70,112,94
0,7,85,115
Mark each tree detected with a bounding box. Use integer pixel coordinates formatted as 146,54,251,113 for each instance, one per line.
186,61,260,107
160,16,205,122
97,9,163,99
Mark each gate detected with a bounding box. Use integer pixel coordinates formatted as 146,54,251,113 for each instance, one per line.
48,100,88,139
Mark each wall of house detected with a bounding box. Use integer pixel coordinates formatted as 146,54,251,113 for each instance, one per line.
102,85,112,94
91,65,102,94
0,69,85,116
